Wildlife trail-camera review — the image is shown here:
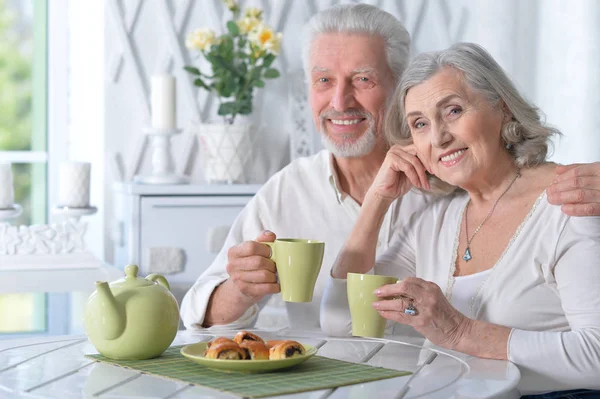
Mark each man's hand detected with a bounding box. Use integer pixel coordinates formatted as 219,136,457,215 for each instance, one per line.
548,163,600,216
226,230,281,303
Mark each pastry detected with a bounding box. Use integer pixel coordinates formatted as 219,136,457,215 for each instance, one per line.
269,340,306,360
204,337,236,355
265,340,286,349
239,340,269,360
204,342,247,360
207,337,236,348
233,330,265,345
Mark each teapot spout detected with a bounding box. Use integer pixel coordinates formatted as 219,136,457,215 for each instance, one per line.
94,281,125,340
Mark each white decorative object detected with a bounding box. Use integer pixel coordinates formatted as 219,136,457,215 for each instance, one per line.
0,221,87,255
147,246,185,274
59,161,91,208
133,127,189,184
52,205,98,219
0,204,22,221
0,162,15,209
0,203,101,271
151,74,176,130
287,70,319,161
197,122,254,184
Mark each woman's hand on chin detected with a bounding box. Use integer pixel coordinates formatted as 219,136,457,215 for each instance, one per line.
372,277,471,350
368,144,430,203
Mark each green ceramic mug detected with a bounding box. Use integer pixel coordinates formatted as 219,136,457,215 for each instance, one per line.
347,272,400,338
263,239,325,302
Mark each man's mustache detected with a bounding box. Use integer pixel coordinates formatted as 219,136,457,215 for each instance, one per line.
319,109,372,120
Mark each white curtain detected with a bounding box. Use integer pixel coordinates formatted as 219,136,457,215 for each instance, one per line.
446,0,600,164
535,0,600,163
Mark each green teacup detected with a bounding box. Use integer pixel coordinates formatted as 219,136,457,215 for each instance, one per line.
263,239,325,302
347,272,399,338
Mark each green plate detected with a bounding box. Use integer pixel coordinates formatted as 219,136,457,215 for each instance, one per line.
180,342,317,373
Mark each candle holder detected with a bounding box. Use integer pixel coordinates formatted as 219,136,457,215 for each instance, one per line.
51,205,98,220
133,127,189,185
0,204,22,223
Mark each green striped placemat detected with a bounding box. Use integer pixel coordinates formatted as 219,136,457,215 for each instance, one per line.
86,345,411,398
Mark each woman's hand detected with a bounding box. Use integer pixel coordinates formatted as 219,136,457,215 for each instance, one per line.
368,144,430,203
372,277,471,350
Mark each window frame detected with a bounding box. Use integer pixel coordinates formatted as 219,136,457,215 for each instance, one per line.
0,0,72,339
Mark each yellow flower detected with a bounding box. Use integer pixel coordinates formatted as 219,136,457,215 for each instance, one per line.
248,24,283,55
237,17,260,34
244,7,263,20
185,28,216,52
222,0,237,12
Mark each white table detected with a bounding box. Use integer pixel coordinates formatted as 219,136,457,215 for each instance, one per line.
0,329,521,399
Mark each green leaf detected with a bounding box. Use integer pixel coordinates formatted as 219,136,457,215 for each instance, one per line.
211,54,240,77
193,78,210,90
254,79,265,88
227,21,240,36
238,99,253,115
183,66,201,75
218,102,237,116
262,54,275,68
249,67,262,81
263,68,280,79
221,78,234,97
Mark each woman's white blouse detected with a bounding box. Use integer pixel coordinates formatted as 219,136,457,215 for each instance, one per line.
451,269,492,317
321,191,600,394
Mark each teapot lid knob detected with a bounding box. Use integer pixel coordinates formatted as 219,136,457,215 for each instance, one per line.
124,264,139,279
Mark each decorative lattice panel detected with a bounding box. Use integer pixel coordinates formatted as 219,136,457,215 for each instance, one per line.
105,0,473,183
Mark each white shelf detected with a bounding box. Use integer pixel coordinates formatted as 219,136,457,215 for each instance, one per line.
113,182,262,196
0,263,123,293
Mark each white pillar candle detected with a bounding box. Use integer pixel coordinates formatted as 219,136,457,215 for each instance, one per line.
151,75,176,130
58,161,91,208
0,163,14,209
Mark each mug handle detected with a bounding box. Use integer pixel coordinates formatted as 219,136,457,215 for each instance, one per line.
259,241,275,261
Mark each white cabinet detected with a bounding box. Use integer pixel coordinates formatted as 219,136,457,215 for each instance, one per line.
112,183,261,302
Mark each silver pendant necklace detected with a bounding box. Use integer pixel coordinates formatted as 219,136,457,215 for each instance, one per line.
463,169,521,262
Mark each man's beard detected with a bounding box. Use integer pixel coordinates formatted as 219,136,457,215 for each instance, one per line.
318,109,376,158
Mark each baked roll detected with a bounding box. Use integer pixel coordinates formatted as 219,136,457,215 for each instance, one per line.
204,342,247,360
207,337,236,348
239,341,269,360
265,340,286,349
233,330,265,345
269,340,306,360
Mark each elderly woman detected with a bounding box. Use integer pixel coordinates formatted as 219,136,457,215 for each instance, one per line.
321,42,600,396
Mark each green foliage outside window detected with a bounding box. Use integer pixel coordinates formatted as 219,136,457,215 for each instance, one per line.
0,0,33,214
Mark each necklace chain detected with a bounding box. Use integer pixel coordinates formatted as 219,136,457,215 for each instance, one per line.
463,169,521,262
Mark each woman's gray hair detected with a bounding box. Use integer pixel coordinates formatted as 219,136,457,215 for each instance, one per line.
385,42,561,194
302,4,410,82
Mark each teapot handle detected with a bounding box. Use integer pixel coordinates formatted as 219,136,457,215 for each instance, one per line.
146,274,171,291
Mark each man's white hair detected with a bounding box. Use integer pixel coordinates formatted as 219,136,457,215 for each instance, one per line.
302,3,411,83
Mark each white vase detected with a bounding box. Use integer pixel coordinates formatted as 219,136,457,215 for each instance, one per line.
196,122,254,184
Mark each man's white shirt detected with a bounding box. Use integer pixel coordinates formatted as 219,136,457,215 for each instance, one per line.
180,150,432,331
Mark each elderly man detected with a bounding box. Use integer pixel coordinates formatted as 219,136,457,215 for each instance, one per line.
181,3,600,331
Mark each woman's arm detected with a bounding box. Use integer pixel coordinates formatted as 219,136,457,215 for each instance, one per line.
331,192,393,278
506,216,600,389
331,144,429,279
374,216,600,390
321,145,429,335
373,277,511,359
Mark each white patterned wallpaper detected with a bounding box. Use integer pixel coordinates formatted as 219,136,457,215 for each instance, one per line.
99,0,600,260
105,0,486,185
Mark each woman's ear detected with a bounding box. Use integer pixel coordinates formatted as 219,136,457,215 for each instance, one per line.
500,101,513,123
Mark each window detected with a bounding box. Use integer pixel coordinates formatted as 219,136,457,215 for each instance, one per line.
0,0,48,335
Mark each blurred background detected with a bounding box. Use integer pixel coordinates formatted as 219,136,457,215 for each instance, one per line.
1,0,599,337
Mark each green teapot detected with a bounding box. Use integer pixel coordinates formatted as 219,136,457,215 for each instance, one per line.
83,264,180,360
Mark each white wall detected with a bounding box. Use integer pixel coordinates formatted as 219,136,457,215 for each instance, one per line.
63,0,600,262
